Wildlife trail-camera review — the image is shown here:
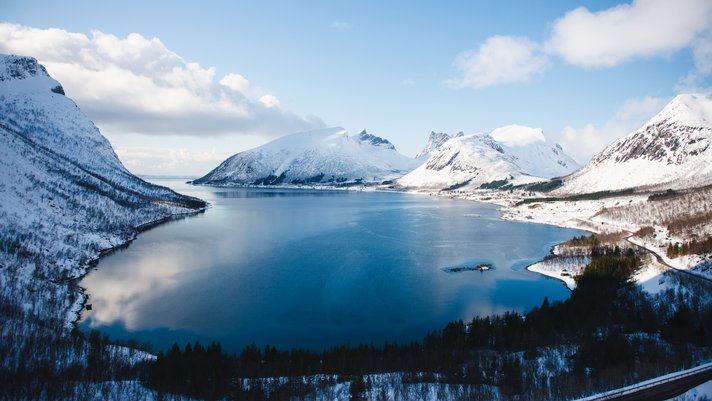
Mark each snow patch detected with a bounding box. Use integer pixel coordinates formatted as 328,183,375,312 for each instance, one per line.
490,124,546,147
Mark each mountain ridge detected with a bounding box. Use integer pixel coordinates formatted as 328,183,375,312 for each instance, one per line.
558,94,712,194
415,131,464,160
399,127,580,190
193,127,420,186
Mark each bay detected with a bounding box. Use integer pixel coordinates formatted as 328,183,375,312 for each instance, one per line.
79,179,581,352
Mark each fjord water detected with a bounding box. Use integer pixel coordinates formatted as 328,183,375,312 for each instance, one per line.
80,179,580,352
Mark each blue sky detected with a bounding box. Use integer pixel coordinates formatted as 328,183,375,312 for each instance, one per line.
2,0,711,175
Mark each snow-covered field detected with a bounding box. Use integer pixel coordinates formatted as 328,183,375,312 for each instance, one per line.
526,253,589,290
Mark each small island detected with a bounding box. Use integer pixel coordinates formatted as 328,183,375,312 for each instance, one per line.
444,263,493,273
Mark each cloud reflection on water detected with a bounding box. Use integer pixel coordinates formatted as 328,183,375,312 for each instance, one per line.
80,182,580,351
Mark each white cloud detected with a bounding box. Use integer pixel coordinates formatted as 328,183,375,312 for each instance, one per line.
546,0,712,67
450,0,712,89
692,34,712,76
558,96,669,163
219,73,252,94
677,32,712,93
0,23,324,138
258,94,281,108
448,35,548,89
114,145,231,175
616,96,670,120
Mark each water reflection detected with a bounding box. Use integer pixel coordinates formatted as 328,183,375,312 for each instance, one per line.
212,188,348,199
80,180,581,352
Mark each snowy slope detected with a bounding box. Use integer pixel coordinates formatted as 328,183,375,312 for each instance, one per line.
194,128,420,185
415,131,463,161
0,54,205,373
560,94,712,194
398,126,579,190
493,125,579,179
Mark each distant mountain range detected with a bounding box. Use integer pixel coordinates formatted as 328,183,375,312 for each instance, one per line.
194,94,712,195
557,94,712,194
195,125,580,190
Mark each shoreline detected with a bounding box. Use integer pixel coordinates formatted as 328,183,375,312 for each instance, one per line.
68,205,208,333
526,262,577,290
70,183,577,347
188,182,592,289
407,186,712,289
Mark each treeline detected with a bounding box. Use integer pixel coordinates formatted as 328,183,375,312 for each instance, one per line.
146,246,712,400
562,234,600,248
561,232,625,249
0,327,150,400
516,188,635,206
667,236,712,258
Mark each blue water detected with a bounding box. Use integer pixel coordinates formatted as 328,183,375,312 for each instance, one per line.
79,179,581,352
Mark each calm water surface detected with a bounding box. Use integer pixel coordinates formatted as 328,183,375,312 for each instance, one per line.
80,179,581,352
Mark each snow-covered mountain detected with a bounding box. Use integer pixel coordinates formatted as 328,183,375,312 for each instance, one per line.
194,128,420,185
0,54,205,373
415,131,463,160
398,126,579,190
559,94,712,194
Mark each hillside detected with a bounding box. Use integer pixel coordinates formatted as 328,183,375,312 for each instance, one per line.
414,131,463,161
0,54,206,383
398,126,579,190
559,94,712,194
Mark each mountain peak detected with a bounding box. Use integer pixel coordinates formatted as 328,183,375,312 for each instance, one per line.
560,93,712,194
647,93,712,127
416,131,454,160
0,54,48,80
0,54,65,95
356,129,396,150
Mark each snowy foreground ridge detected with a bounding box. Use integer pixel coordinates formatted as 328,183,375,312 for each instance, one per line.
0,54,205,379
